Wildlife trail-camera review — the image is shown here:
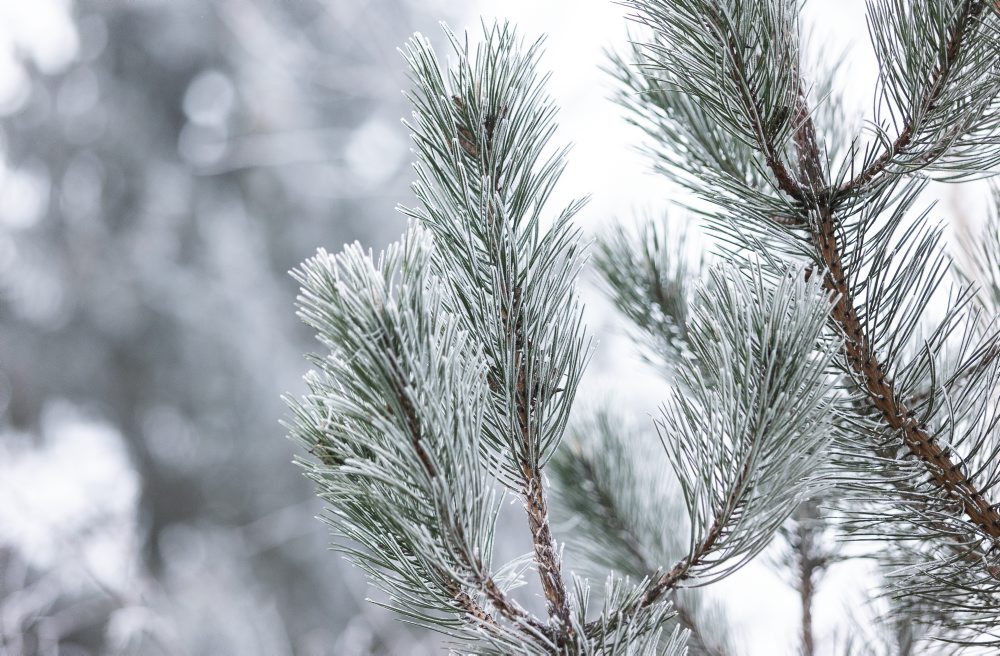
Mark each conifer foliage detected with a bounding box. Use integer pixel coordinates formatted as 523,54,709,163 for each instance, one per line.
290,3,1000,653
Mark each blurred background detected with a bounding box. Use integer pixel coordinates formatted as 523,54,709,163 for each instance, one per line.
0,1,983,655
0,1,461,653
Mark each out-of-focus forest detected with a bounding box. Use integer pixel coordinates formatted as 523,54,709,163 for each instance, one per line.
0,2,457,654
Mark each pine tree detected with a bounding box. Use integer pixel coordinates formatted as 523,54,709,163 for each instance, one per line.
288,3,1000,653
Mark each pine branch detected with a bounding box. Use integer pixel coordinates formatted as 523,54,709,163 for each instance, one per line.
570,576,688,655
637,437,757,608
584,264,839,637
629,0,1000,579
788,74,1000,546
401,22,591,641
748,8,1000,639
576,471,726,656
595,218,696,371
551,413,733,656
619,0,1000,644
697,2,805,204
288,231,554,651
366,330,526,634
508,284,573,632
836,0,997,200
612,2,831,282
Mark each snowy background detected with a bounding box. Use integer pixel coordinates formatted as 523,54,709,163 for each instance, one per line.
0,1,984,654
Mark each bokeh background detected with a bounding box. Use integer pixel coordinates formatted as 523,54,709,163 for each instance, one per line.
0,1,985,654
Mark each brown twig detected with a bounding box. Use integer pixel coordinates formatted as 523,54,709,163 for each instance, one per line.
799,556,816,656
